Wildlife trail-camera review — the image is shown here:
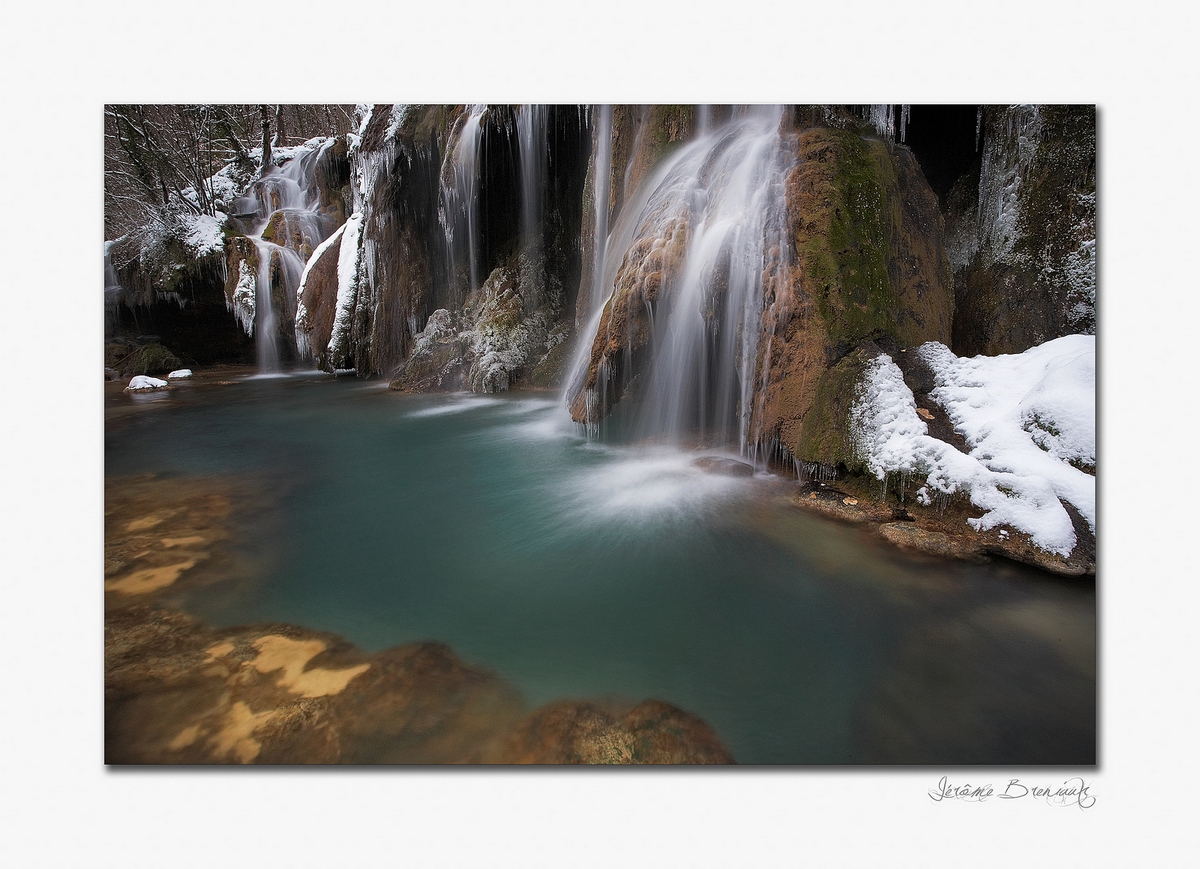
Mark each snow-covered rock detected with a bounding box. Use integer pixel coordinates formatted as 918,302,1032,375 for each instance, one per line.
167,369,193,379
125,375,169,392
850,335,1095,556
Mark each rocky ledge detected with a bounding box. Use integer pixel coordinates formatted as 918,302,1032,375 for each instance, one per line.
792,477,1095,578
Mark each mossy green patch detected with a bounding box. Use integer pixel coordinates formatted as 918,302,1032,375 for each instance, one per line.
794,342,883,471
803,131,903,350
128,343,184,376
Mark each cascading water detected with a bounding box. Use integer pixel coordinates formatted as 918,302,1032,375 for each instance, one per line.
517,104,548,251
242,140,337,372
517,104,550,310
583,104,614,327
565,106,794,456
439,105,488,299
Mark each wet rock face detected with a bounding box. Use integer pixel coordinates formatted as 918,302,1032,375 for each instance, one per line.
568,117,952,442
345,105,587,382
313,134,351,224
792,341,888,474
947,105,1096,357
349,136,437,377
389,308,473,393
390,254,572,394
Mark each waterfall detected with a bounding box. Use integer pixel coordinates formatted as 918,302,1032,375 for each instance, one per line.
241,139,337,372
439,105,488,300
517,104,548,252
588,104,614,325
565,106,794,454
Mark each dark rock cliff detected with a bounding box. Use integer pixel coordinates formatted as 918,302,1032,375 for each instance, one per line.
942,105,1096,356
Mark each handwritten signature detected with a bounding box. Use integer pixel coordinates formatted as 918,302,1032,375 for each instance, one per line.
928,776,1095,809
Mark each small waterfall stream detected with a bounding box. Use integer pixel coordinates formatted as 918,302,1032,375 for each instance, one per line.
439,104,488,299
517,104,548,252
587,104,614,326
243,142,336,372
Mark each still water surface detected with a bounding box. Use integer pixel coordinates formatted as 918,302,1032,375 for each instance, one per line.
105,374,1096,764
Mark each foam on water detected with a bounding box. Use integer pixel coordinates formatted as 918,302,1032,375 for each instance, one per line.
403,394,507,418
566,447,744,521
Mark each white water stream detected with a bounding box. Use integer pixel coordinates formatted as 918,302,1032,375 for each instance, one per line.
565,106,794,455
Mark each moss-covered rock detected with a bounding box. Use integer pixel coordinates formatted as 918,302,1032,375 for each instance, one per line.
794,341,888,473
108,340,183,379
750,126,952,463
568,118,952,438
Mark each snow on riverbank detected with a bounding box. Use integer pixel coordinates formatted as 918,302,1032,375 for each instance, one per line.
851,336,1095,556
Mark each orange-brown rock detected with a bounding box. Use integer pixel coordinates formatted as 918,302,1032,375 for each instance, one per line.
569,213,690,423
750,126,952,461
485,699,734,764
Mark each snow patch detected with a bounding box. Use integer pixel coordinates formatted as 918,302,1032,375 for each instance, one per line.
184,213,226,257
384,105,411,142
167,369,193,379
920,335,1095,533
327,212,364,365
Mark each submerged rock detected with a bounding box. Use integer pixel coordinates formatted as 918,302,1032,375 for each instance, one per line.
693,456,755,477
104,473,737,764
484,699,734,764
